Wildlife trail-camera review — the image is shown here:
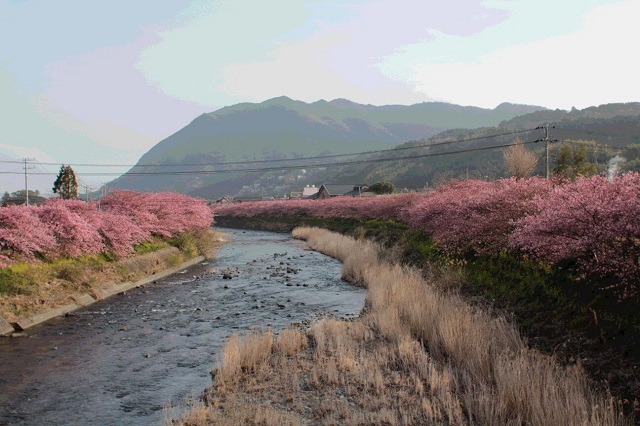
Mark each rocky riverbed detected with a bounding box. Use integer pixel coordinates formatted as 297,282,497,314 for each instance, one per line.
0,228,366,426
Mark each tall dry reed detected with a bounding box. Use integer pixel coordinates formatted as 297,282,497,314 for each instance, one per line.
292,226,378,286
213,329,273,392
169,227,629,425
295,226,627,425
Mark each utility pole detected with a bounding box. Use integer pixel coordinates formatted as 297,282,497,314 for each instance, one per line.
536,125,558,180
23,158,35,206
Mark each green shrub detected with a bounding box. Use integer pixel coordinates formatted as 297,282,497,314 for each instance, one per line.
0,268,33,296
166,253,184,268
169,233,198,258
191,229,219,258
133,240,166,255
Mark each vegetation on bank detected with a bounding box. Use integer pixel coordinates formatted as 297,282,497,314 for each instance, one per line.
0,228,221,322
214,173,640,300
0,191,216,321
213,173,640,404
168,228,630,425
216,214,640,403
0,190,213,267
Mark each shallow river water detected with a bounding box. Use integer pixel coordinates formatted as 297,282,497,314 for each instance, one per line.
0,228,366,425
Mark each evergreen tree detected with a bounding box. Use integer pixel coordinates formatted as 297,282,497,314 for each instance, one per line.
369,181,396,194
553,145,597,180
52,164,78,200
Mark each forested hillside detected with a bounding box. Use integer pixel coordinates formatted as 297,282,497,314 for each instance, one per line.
293,102,640,192
105,101,640,199
106,97,543,194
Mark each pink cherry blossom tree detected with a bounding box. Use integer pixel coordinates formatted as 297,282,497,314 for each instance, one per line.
511,173,640,296
400,178,550,255
0,191,214,267
0,205,57,266
212,193,423,222
98,211,148,259
101,190,213,237
37,199,105,258
99,191,161,235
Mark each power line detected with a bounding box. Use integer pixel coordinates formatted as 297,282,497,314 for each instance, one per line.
23,158,35,205
0,129,535,169
34,160,96,198
31,161,58,195
535,125,558,180
1,139,542,177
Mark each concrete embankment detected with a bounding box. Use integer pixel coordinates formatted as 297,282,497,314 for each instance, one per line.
0,255,205,336
0,317,12,336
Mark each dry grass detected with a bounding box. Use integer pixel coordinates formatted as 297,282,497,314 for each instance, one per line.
0,247,181,322
165,395,302,426
169,227,630,425
292,226,378,286
275,327,308,356
192,228,227,258
213,330,274,392
170,321,468,425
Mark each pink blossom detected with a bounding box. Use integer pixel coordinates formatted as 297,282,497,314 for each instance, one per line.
98,211,147,259
511,173,640,295
400,178,550,255
101,191,213,237
0,205,57,266
0,191,214,267
212,193,423,222
37,199,105,258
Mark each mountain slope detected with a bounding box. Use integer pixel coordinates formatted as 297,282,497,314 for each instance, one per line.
108,97,544,193
311,102,640,190
190,102,640,197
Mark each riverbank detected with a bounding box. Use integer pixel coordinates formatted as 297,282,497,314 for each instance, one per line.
0,229,224,336
214,215,640,406
169,227,630,425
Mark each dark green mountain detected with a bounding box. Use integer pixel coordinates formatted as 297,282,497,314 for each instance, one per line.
308,102,640,191
108,97,544,194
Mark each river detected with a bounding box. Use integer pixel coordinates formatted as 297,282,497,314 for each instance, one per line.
0,228,366,425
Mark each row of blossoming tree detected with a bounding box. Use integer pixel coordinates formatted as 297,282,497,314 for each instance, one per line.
214,173,640,297
0,191,213,268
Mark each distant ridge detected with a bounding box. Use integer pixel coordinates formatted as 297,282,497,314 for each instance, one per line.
494,102,547,114
108,96,545,193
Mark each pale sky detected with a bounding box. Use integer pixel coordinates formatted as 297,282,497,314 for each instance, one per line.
1,0,638,193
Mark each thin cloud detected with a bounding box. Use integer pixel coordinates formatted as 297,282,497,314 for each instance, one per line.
396,0,639,108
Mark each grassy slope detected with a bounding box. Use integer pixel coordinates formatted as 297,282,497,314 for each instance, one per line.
0,229,222,322
215,215,640,405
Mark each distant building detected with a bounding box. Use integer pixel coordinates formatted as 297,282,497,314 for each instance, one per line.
311,184,370,199
302,184,319,198
290,184,319,199
215,196,233,205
